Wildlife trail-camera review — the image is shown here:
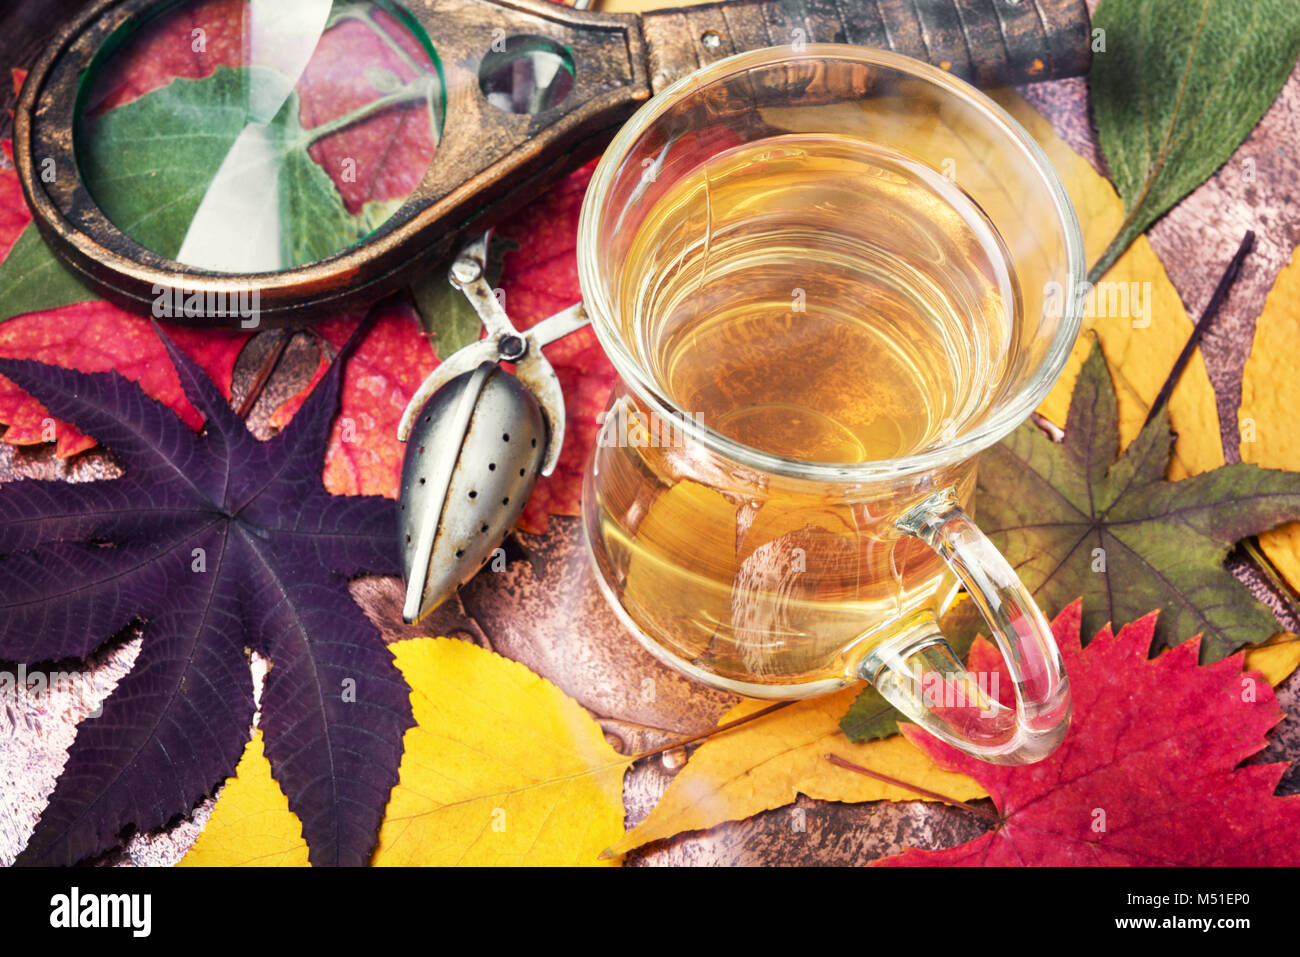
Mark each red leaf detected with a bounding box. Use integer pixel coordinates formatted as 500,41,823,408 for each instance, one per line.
0,139,249,453
877,601,1300,866
82,0,247,115
297,10,438,214
0,305,248,456
268,302,437,500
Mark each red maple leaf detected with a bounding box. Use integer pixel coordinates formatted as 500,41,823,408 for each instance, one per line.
266,303,437,500
876,600,1300,866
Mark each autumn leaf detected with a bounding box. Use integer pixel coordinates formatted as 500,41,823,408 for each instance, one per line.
991,93,1223,482
0,302,250,456
603,687,983,857
878,600,1300,865
412,236,517,359
179,732,311,868
1240,245,1300,600
945,341,1300,663
266,304,438,500
0,227,95,325
1,323,411,866
1088,0,1300,280
185,637,630,866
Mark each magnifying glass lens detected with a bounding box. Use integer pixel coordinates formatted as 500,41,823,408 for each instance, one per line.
75,0,444,274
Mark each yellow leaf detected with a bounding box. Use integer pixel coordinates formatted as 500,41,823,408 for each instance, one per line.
1244,632,1300,687
372,638,629,865
990,93,1223,480
604,689,984,857
184,639,630,866
1241,245,1300,656
180,731,309,867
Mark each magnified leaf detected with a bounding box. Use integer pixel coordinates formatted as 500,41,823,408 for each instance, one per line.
79,66,362,268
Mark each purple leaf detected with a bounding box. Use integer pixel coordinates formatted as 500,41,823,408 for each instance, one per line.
0,321,410,866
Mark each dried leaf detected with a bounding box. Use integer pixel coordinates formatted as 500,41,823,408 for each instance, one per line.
1088,0,1300,279
1,325,411,866
179,732,310,868
992,93,1224,481
268,304,438,499
0,227,96,325
604,687,983,857
0,301,249,456
945,342,1300,663
185,637,631,866
1240,245,1300,595
879,600,1300,865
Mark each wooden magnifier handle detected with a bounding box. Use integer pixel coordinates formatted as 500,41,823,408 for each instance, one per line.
641,0,1091,91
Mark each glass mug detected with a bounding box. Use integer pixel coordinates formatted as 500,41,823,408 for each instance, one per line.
576,45,1083,764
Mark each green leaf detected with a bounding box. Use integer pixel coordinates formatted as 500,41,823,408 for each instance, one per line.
78,66,256,261
839,685,901,743
1089,0,1300,281
411,236,517,359
78,66,365,269
0,224,95,323
943,343,1300,662
273,101,372,268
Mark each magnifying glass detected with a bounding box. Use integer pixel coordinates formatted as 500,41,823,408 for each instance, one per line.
13,0,1089,326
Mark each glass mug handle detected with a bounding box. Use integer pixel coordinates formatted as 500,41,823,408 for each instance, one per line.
860,489,1071,765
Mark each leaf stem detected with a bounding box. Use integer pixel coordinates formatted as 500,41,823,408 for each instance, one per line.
824,753,999,822
299,79,435,148
1143,230,1254,430
625,701,795,764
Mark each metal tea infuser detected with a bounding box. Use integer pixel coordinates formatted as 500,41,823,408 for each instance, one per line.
396,229,589,621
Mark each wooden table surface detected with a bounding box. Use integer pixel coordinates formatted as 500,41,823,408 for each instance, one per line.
1,0,1298,867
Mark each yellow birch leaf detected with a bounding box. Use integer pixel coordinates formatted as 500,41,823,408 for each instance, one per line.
371,637,629,865
605,688,984,857
1239,244,1300,684
990,93,1224,480
180,731,309,867
183,638,630,866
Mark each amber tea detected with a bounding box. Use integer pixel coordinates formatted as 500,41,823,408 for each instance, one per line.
622,133,1019,464
585,132,1022,693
